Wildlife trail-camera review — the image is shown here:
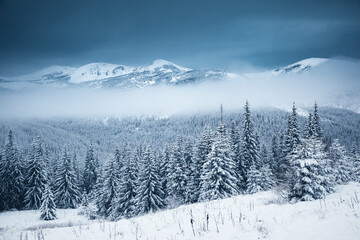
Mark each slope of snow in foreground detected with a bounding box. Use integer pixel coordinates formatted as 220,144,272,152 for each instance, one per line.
1,182,360,240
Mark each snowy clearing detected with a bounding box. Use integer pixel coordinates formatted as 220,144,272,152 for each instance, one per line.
1,182,359,240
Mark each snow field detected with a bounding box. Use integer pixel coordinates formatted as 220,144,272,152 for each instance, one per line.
1,182,360,240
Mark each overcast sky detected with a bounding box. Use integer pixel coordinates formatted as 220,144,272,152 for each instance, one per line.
0,0,359,76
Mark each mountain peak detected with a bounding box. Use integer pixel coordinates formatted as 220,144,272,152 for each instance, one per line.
146,59,192,72
273,57,329,74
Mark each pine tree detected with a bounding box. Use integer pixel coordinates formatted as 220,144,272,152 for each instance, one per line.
24,137,48,210
241,101,259,183
285,103,301,153
135,145,164,215
259,164,275,191
351,145,360,182
40,184,57,221
304,113,314,139
110,145,137,220
83,143,98,195
259,144,269,167
54,146,81,209
246,166,263,194
270,136,280,178
72,151,80,184
0,130,24,211
328,139,352,184
312,102,323,139
97,153,121,218
282,103,301,181
167,136,187,205
183,140,194,203
159,144,170,200
189,125,213,203
229,121,244,190
199,116,239,201
288,138,330,201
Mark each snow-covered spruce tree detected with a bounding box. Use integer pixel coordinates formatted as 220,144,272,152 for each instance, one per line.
110,144,137,220
281,103,301,182
54,146,81,209
312,102,323,139
199,116,239,201
188,125,213,203
328,139,353,184
285,103,301,155
96,152,120,218
246,165,263,194
288,138,330,201
83,143,98,195
72,151,80,184
259,144,269,167
183,140,194,203
135,145,164,215
0,130,24,211
259,164,275,191
159,144,170,201
229,121,245,190
240,101,260,183
167,136,187,206
352,145,360,182
24,137,48,210
304,113,314,139
40,184,57,221
270,136,281,179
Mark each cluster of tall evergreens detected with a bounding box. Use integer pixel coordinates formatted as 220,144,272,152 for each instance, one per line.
0,102,359,221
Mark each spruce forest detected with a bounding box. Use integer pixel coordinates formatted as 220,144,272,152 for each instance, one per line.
1,102,360,223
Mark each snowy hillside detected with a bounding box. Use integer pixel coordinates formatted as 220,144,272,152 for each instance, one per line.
1,182,359,240
0,59,226,91
272,58,329,74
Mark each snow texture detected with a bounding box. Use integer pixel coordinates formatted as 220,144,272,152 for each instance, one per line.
1,182,360,240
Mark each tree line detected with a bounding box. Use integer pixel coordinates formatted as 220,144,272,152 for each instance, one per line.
0,102,359,221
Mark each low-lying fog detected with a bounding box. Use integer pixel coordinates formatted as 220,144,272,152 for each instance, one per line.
1,59,359,118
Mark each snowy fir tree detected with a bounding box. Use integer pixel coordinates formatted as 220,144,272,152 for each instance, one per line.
183,140,194,203
83,143,98,195
285,103,301,155
288,138,330,201
159,144,170,200
229,121,242,179
167,136,187,206
312,102,323,139
304,113,314,139
328,139,353,184
0,130,24,211
241,101,260,183
352,146,360,182
259,164,275,191
281,103,301,181
135,145,164,215
188,125,213,203
72,151,80,184
24,137,48,210
96,152,121,218
199,115,239,201
259,144,269,167
40,184,57,221
270,136,281,179
54,146,81,209
246,165,263,194
110,144,137,220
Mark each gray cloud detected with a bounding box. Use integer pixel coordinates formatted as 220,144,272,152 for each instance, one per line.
0,0,359,76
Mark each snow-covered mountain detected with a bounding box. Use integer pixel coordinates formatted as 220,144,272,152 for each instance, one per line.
271,57,329,74
0,59,226,91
